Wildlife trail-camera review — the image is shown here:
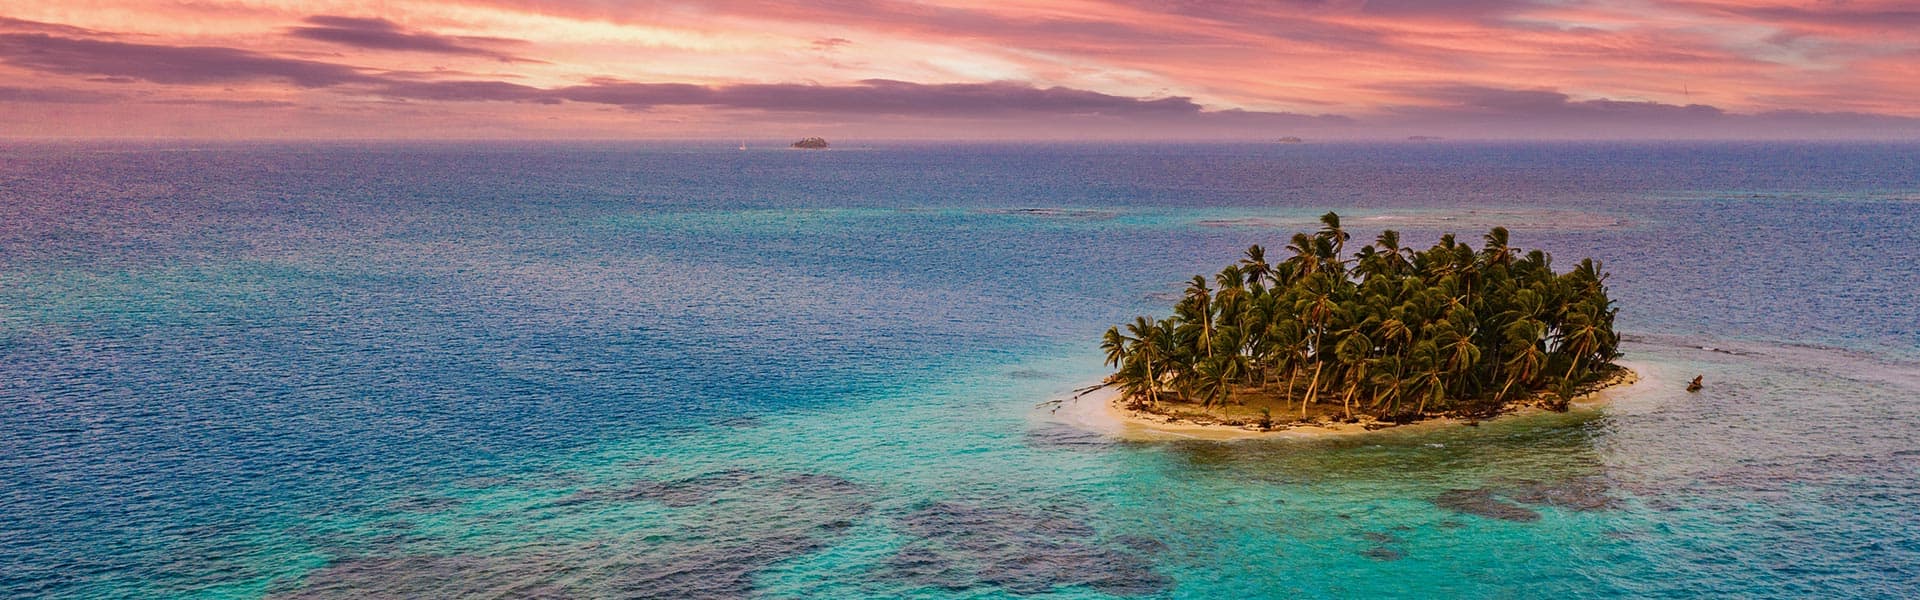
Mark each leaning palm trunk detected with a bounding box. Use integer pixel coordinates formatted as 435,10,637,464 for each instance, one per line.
1283,365,1298,404
1301,362,1322,417
1144,358,1157,406
1416,375,1440,415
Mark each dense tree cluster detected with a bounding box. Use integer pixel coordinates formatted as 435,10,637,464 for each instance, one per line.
1101,213,1622,421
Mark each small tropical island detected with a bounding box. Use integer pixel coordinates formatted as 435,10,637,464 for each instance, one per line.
1096,212,1630,434
791,137,830,149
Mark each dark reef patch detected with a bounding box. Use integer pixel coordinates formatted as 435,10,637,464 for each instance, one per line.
1361,546,1404,561
556,469,757,507
1024,422,1117,450
452,476,512,489
1006,368,1055,380
283,468,873,598
601,533,835,599
1433,476,1621,521
1433,488,1542,522
385,495,461,512
782,472,863,494
595,470,873,597
1498,476,1620,511
1361,531,1403,545
270,555,577,600
881,501,1169,596
976,207,1117,220
1112,534,1169,554
711,415,763,428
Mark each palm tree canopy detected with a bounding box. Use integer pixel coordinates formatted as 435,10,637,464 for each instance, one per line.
1102,213,1621,420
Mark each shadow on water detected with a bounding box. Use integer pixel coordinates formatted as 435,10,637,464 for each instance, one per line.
1158,408,1616,491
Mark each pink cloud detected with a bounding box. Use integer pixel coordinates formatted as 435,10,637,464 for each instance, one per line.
0,2,1916,138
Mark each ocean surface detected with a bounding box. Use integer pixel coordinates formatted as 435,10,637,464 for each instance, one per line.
2,141,1918,599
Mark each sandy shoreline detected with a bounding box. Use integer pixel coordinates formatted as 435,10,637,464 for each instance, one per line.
1055,363,1649,442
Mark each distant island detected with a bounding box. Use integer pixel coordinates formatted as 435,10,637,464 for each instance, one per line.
1277,136,1304,144
791,137,830,149
1097,212,1630,433
1406,136,1445,141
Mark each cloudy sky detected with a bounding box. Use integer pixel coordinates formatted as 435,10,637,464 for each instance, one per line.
2,0,1917,139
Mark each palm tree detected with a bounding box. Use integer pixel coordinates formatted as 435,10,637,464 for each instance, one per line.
1499,335,1547,400
1482,226,1515,267
1215,266,1246,300
1409,351,1447,415
1284,232,1320,278
1154,316,1190,402
1196,355,1245,408
1101,326,1130,370
1375,230,1412,276
1183,275,1214,358
1294,274,1343,416
1376,315,1413,362
1370,359,1406,414
1317,211,1350,259
1557,309,1604,385
1334,331,1373,419
1239,245,1272,287
1271,320,1307,403
1441,325,1482,397
1124,316,1161,405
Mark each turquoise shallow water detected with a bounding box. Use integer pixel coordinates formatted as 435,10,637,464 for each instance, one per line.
2,141,1919,598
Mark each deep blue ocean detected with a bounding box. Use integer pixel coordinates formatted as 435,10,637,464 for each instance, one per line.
2,141,1918,598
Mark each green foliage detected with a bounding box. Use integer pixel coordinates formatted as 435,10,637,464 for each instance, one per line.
1101,212,1621,419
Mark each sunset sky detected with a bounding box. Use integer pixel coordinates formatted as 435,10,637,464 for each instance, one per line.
2,0,1917,139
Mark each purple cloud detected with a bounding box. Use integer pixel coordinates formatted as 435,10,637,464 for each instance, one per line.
373,79,554,103
0,16,114,37
0,31,1292,121
1724,4,1920,31
1391,85,1726,122
0,33,372,87
288,16,532,61
811,37,853,50
144,98,299,108
368,77,1350,128
1374,83,1920,138
0,85,121,103
545,79,1212,117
